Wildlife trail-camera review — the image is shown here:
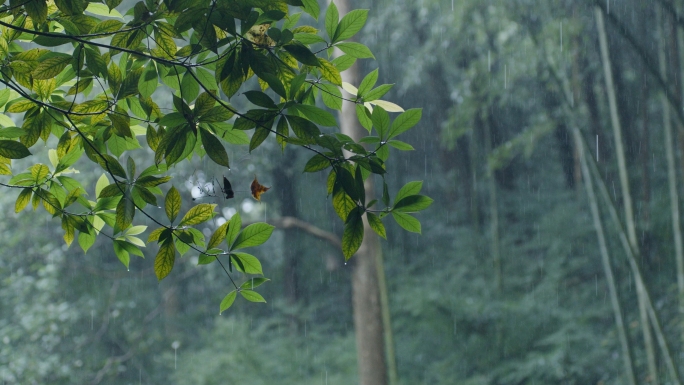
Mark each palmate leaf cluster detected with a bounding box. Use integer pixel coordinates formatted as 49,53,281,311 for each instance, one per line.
0,0,430,310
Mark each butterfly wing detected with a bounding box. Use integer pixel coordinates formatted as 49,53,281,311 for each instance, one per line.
223,176,235,199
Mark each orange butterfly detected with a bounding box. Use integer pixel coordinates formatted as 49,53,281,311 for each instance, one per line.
250,175,270,201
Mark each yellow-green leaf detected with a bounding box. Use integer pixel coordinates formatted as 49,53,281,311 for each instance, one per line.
319,58,342,86
208,220,230,249
165,186,181,222
32,56,72,79
366,212,386,239
15,188,32,212
154,240,175,280
342,207,364,260
179,203,216,226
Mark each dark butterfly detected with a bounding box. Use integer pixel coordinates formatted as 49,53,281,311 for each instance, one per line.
221,176,235,199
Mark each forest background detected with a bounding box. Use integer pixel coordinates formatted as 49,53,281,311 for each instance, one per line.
4,0,684,384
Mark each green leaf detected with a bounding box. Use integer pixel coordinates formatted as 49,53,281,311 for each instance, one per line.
289,104,337,126
95,174,110,198
85,47,107,77
260,73,288,99
394,195,433,213
391,211,421,233
249,127,270,152
179,203,216,226
293,32,326,45
115,193,135,231
55,0,87,15
319,84,342,111
336,166,359,201
332,189,355,221
32,55,72,79
138,62,158,99
304,153,330,172
213,123,250,145
342,207,364,260
165,186,181,222
357,68,378,98
356,104,372,131
371,106,390,139
195,67,218,92
333,9,368,43
387,140,414,151
225,212,241,248
86,2,124,18
240,277,270,290
90,19,124,34
0,140,31,159
283,42,320,67
366,212,386,239
396,181,423,203
25,0,48,25
332,55,356,72
219,290,237,314
388,108,422,139
200,128,230,167
364,84,393,102
113,240,130,269
319,59,342,86
300,0,320,20
286,115,320,139
325,1,339,41
15,188,32,213
78,230,96,253
382,180,390,206
208,221,230,249
240,289,266,303
180,70,200,102
154,241,176,280
201,107,235,123
158,112,187,128
231,252,263,275
244,91,276,109
232,223,275,250
335,42,374,59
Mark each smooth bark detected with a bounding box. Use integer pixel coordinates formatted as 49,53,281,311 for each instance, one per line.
335,2,390,384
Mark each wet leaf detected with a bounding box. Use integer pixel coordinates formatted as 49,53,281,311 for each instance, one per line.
232,223,275,250
219,290,237,313
154,240,176,280
342,207,364,260
240,289,266,303
165,186,181,222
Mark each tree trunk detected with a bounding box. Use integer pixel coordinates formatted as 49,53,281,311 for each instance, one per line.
271,147,301,331
479,108,504,360
572,127,637,385
659,4,684,351
335,2,389,384
595,8,659,383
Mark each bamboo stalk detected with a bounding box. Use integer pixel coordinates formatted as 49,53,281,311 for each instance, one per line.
572,128,637,385
595,7,659,383
582,133,682,385
657,4,684,349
